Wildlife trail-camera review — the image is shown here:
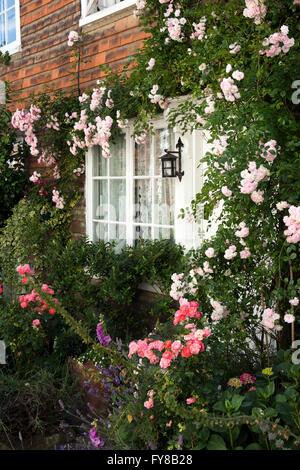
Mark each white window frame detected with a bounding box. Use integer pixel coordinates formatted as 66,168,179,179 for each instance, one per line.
0,0,21,55
79,0,136,27
85,116,205,251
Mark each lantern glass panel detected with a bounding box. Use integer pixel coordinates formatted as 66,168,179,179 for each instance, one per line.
161,156,177,177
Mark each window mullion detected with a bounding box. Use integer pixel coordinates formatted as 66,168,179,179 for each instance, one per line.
151,132,155,240
127,127,134,246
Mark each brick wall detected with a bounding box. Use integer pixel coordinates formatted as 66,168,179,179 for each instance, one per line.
0,0,149,239
0,0,146,108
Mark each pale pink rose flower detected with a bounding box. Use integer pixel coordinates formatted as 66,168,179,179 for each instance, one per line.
232,70,244,81
146,58,155,71
222,186,232,197
284,314,295,323
144,398,154,409
289,297,299,306
205,247,215,258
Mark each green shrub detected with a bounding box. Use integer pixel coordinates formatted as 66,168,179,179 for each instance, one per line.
0,103,29,229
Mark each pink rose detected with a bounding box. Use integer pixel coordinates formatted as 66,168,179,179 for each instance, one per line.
186,397,196,404
144,398,154,409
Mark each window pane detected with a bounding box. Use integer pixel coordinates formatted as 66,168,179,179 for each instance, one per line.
0,1,4,13
110,135,126,177
110,179,126,222
134,225,152,243
93,180,108,220
134,179,151,223
101,0,118,8
7,0,15,9
93,146,107,176
0,14,5,47
154,128,175,176
6,7,16,44
154,227,175,241
154,178,175,226
134,134,151,176
93,222,108,242
109,223,126,251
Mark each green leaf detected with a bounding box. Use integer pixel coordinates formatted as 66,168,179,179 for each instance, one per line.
207,434,227,450
231,394,245,412
245,443,263,450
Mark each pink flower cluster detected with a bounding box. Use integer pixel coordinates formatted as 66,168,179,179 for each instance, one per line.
46,115,60,131
220,77,241,102
235,221,249,238
135,131,148,145
227,372,256,389
16,264,57,324
213,136,228,156
289,297,299,307
240,247,251,259
68,30,79,47
260,26,295,57
243,0,266,25
90,87,106,111
11,105,41,156
173,301,202,326
284,314,295,324
204,93,215,115
276,201,290,211
52,189,65,209
186,397,197,404
261,308,280,330
29,171,41,183
144,390,155,408
19,283,57,319
222,186,232,197
210,299,229,321
146,58,155,71
190,17,206,40
205,247,215,258
68,110,113,158
283,205,300,243
170,273,185,300
229,42,241,54
240,373,256,385
166,17,185,42
116,110,128,129
105,90,114,109
16,264,35,277
260,139,277,163
129,301,210,369
240,162,270,204
148,84,168,109
224,245,237,260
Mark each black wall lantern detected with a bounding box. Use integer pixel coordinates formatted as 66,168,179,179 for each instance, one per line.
160,137,184,182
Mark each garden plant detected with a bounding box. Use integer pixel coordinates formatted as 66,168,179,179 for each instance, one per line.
0,0,299,451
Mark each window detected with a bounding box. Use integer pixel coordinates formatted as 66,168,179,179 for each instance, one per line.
80,0,136,27
86,119,205,250
0,0,21,54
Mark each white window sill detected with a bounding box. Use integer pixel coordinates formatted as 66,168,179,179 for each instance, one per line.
79,0,136,27
0,42,21,56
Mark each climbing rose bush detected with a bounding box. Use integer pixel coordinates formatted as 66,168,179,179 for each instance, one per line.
129,301,211,370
